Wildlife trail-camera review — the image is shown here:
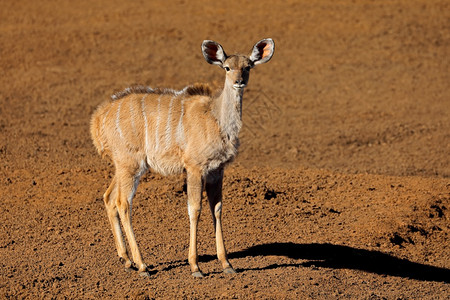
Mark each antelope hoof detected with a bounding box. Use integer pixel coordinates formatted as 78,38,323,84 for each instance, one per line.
120,257,133,270
124,267,133,273
192,271,205,278
223,266,237,274
139,271,150,278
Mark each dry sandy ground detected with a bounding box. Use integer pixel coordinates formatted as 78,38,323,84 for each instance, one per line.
0,0,449,298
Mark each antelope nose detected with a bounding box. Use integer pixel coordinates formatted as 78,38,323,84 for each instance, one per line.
233,78,247,89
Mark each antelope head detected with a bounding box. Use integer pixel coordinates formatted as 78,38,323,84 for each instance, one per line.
201,38,275,90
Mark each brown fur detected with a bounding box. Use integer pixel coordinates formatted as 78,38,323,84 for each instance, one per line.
185,83,213,96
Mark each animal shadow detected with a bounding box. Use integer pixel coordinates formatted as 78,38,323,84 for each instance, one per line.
222,242,449,283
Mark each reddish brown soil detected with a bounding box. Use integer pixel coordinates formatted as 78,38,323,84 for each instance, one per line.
1,0,449,298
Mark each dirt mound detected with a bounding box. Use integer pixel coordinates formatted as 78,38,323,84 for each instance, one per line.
1,0,449,298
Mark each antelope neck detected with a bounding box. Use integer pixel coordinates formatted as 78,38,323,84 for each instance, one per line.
213,83,243,141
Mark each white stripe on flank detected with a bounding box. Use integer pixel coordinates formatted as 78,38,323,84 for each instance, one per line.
155,95,163,152
129,99,136,135
175,96,185,147
141,95,149,154
164,94,176,149
116,101,123,139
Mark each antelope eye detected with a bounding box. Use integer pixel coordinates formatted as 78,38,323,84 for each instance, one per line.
224,66,230,71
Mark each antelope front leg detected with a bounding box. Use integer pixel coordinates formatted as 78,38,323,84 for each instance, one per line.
206,169,236,274
186,169,204,277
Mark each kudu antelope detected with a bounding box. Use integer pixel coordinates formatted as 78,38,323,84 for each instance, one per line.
90,38,275,278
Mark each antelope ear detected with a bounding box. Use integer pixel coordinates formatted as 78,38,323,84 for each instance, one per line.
202,40,227,66
249,38,275,65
